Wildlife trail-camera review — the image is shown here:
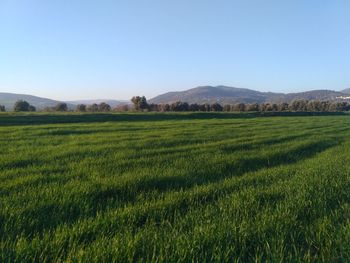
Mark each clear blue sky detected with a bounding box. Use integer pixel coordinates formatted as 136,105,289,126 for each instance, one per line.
1,0,350,100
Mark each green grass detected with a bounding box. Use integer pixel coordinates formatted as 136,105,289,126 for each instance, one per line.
1,112,350,262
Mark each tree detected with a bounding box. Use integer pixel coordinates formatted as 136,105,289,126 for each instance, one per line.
260,103,273,112
76,104,87,112
54,103,68,112
307,101,323,112
114,104,129,112
131,96,140,110
203,104,211,112
247,103,259,112
290,100,308,112
98,102,111,112
170,101,189,111
131,96,148,111
14,100,30,112
320,101,330,112
278,102,289,112
223,104,231,112
87,104,99,112
189,104,200,111
28,105,36,112
198,104,206,112
233,103,246,112
329,102,349,112
0,105,5,112
148,103,160,112
159,104,170,112
271,104,278,112
210,103,223,112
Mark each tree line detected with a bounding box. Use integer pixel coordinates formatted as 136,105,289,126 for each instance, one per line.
128,96,350,112
1,97,350,112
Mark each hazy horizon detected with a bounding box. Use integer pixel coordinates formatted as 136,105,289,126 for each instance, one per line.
2,0,350,100
2,85,350,102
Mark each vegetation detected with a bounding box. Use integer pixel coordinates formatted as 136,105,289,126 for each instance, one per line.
2,97,350,113
54,103,68,112
130,97,350,113
131,96,149,111
13,100,36,112
76,104,87,112
1,112,350,262
0,105,5,112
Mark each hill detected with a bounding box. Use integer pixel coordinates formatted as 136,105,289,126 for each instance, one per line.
282,90,346,102
0,92,71,110
150,86,350,104
0,93,129,111
150,86,275,104
2,87,350,111
341,88,350,95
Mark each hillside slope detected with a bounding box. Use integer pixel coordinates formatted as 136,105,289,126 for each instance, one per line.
0,93,68,110
150,86,349,104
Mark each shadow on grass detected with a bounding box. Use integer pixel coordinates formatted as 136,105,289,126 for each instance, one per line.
1,137,341,239
120,139,339,197
0,111,348,126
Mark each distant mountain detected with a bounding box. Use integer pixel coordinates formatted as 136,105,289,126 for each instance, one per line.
0,93,129,111
66,99,129,108
1,86,350,111
150,86,276,104
150,86,350,104
0,92,72,110
341,88,350,95
281,90,345,102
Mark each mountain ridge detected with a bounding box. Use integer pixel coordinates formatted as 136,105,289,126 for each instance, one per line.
0,93,126,110
1,86,350,110
0,92,70,110
150,86,350,104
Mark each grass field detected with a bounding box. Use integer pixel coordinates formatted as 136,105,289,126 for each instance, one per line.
1,112,350,262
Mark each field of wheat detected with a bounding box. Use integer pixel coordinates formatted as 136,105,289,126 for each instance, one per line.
1,113,350,262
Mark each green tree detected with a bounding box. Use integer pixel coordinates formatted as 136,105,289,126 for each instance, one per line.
210,103,223,112
54,103,68,112
290,100,308,112
14,100,30,112
247,103,259,112
233,103,246,112
131,96,149,111
28,105,36,112
278,103,289,112
87,104,99,112
148,103,159,112
189,104,200,111
76,104,87,112
170,101,189,111
223,104,231,112
271,104,278,112
159,104,170,112
98,102,111,112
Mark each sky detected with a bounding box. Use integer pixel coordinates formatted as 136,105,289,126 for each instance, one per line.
1,0,350,101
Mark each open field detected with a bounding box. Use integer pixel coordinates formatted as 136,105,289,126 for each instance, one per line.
1,112,350,262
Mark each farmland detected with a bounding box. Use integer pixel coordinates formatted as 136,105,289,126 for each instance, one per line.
1,112,350,262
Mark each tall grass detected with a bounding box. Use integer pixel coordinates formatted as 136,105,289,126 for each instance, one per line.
0,113,350,262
